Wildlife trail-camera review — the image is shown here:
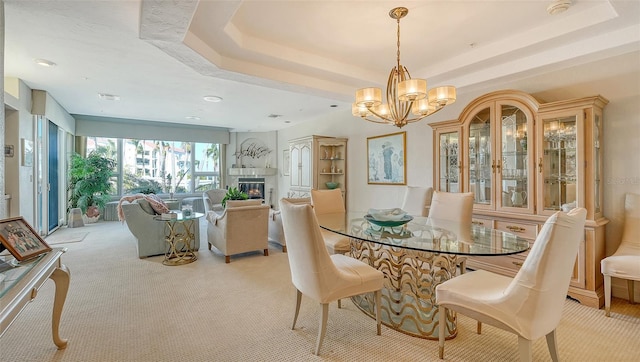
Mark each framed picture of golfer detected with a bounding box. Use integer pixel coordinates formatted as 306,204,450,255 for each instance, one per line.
0,217,51,261
367,131,406,185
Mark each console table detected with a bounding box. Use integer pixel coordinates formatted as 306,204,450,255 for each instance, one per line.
0,248,70,349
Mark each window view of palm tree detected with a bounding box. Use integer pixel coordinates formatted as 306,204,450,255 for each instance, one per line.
85,137,221,196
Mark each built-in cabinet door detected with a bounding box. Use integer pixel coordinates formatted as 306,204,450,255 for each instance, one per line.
466,105,493,210
495,101,535,214
435,127,461,193
536,109,583,216
290,144,300,187
300,141,312,188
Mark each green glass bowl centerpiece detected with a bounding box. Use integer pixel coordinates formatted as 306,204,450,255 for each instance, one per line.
364,214,413,227
325,182,339,189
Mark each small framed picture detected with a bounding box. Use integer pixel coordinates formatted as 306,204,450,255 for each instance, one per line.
0,217,51,261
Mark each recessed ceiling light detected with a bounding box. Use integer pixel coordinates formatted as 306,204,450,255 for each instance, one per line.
203,95,223,102
34,58,56,67
185,116,200,121
547,0,572,15
98,93,120,101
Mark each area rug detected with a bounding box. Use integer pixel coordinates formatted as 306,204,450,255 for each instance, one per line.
44,231,88,245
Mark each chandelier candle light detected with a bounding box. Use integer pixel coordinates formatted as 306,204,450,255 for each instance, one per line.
353,7,456,128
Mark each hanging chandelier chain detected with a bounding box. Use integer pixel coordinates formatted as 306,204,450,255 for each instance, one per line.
396,17,401,69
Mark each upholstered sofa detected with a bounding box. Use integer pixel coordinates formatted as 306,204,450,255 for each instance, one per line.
121,198,200,258
206,199,270,263
268,197,311,252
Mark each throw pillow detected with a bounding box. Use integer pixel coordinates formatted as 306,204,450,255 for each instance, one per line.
136,199,156,215
146,194,170,214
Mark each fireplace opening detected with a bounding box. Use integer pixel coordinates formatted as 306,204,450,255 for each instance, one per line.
238,178,265,200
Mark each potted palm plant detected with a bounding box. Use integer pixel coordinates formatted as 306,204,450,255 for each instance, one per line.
67,152,116,222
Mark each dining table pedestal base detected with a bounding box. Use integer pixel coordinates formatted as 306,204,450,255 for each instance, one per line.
349,238,458,340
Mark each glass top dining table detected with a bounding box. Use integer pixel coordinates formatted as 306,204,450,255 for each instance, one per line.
316,212,530,340
317,212,530,257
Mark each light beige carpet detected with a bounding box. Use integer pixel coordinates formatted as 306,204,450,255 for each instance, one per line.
1,221,639,361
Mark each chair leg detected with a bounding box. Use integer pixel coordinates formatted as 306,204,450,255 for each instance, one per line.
477,321,482,334
459,259,466,275
545,329,559,362
337,299,341,309
208,242,212,250
604,274,612,317
282,245,287,253
292,289,302,330
264,248,269,256
225,255,230,263
518,336,533,362
628,279,635,304
375,290,382,335
315,303,329,356
438,305,446,359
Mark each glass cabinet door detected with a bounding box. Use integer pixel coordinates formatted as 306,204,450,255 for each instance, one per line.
437,130,460,192
498,104,532,211
468,107,492,206
541,116,578,212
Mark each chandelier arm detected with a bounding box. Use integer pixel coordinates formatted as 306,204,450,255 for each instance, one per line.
362,116,393,125
366,106,394,123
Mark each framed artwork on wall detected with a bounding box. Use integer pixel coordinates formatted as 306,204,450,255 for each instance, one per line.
367,131,406,185
0,217,51,261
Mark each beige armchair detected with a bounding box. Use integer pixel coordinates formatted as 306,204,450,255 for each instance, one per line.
268,197,311,252
206,200,270,263
203,189,226,214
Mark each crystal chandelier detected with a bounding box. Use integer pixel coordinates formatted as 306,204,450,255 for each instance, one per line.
352,7,456,128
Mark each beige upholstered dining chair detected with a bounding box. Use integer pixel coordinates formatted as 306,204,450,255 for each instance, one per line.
279,198,384,356
310,189,350,254
206,199,270,263
268,197,311,252
436,208,587,362
427,191,474,274
401,186,433,217
601,192,640,317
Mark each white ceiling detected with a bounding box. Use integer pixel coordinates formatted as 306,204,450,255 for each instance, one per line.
4,1,640,132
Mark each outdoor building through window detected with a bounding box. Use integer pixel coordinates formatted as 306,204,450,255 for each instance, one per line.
85,137,222,197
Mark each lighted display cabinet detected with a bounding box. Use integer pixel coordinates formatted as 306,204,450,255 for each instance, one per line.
288,135,348,201
430,90,608,308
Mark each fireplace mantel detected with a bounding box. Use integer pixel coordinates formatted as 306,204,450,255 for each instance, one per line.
228,168,277,176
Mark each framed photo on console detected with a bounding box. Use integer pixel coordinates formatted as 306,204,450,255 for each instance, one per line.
0,217,51,261
367,131,407,185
